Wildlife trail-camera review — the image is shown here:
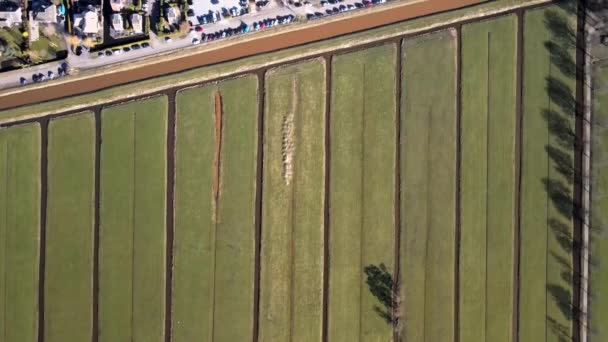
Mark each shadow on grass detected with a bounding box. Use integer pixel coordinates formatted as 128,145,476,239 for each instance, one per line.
364,263,400,328
543,6,581,342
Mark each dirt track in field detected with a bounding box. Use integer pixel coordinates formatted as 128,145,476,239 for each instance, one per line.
0,0,485,111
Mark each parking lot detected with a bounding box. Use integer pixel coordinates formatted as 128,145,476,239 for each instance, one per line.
190,0,245,25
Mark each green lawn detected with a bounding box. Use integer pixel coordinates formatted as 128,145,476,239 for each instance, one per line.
259,59,325,342
99,96,167,342
519,5,576,342
399,30,457,342
172,75,258,342
0,123,40,342
45,113,95,342
459,15,517,342
328,44,396,342
590,61,608,341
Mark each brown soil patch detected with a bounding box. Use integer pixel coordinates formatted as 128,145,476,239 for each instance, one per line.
281,79,297,186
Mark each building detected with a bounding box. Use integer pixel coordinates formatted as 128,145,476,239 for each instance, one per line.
166,6,180,26
0,2,22,28
111,13,123,32
110,0,126,12
73,8,100,35
131,13,142,33
32,1,57,23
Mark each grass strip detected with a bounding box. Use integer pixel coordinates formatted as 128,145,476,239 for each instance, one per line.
45,112,95,342
259,59,325,342
99,96,167,342
399,30,457,342
328,44,396,342
460,15,517,342
519,6,576,342
0,123,40,342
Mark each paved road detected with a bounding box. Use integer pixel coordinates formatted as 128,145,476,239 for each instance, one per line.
0,0,486,110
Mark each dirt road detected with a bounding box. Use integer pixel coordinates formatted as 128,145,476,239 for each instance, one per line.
0,0,484,111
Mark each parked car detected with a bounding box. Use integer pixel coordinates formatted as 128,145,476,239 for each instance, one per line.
48,71,55,79
195,25,203,32
165,36,173,43
320,0,328,5
347,4,354,9
339,4,346,11
38,73,47,81
98,51,105,58
105,50,113,56
131,43,141,50
112,49,121,55
123,46,130,52
141,42,150,48
20,77,27,85
192,37,200,44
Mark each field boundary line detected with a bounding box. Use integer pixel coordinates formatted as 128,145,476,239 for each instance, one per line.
165,91,176,342
92,109,101,342
0,0,555,123
513,9,524,342
455,24,462,342
37,118,48,342
253,71,265,342
393,39,402,342
321,54,331,342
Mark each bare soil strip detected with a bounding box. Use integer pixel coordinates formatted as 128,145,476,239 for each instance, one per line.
165,91,176,342
513,9,524,342
0,0,487,111
455,24,463,342
92,109,101,342
321,54,331,342
393,40,402,342
572,2,586,341
253,71,264,342
37,118,48,342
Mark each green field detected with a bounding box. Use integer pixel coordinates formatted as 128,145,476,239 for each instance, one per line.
520,6,576,342
259,59,325,341
459,15,517,342
0,123,40,342
172,75,259,342
328,44,396,342
590,53,608,341
400,30,457,342
99,96,168,342
45,113,95,342
0,3,585,342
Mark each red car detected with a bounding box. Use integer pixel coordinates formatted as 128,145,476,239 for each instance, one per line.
195,26,203,32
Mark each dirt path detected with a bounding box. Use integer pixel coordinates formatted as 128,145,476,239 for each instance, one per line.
164,91,176,342
321,54,331,342
37,118,48,342
212,91,223,221
0,0,486,111
513,9,524,342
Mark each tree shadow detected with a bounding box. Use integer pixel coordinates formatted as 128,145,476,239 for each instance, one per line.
364,263,399,327
543,5,581,341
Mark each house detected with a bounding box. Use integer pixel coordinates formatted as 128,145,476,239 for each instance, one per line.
32,1,57,23
131,13,142,33
73,8,100,35
0,2,22,28
166,6,180,25
110,0,127,12
111,13,123,32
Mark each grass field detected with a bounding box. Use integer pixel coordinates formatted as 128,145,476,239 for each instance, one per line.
172,75,259,342
328,44,396,342
45,113,95,342
259,59,325,342
459,15,517,342
0,3,585,342
399,29,457,342
0,123,40,342
520,6,576,342
590,62,608,341
99,96,168,342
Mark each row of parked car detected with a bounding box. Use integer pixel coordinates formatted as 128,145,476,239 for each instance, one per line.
198,14,295,42
19,63,69,86
97,42,151,58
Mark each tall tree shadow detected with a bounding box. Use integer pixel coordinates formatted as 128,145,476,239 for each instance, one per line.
364,263,400,328
543,6,581,342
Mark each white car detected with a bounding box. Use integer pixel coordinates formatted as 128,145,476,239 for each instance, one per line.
192,38,200,45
